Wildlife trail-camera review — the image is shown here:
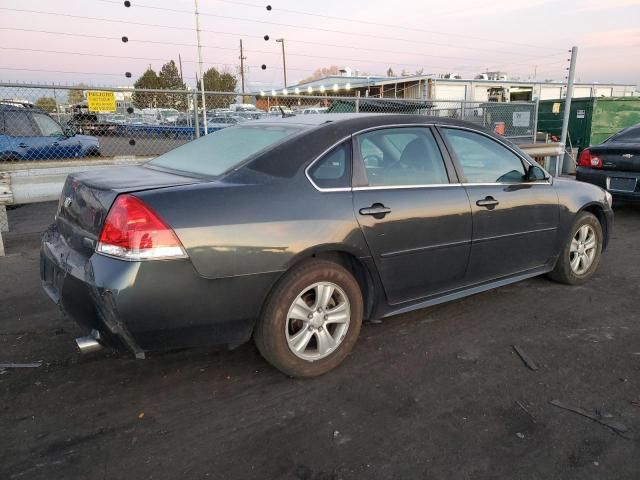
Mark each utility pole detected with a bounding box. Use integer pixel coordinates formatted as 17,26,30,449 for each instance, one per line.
558,46,578,177
194,0,208,134
178,54,184,83
239,39,246,96
276,38,287,88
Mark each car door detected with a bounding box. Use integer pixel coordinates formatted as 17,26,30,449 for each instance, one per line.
352,126,472,305
31,112,82,159
438,126,559,284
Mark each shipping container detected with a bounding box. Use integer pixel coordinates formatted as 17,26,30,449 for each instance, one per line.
537,97,640,152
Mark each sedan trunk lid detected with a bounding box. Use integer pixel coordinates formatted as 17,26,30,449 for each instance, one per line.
55,165,203,253
590,144,640,172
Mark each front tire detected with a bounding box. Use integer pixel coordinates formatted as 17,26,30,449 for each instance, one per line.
549,211,603,285
254,259,363,377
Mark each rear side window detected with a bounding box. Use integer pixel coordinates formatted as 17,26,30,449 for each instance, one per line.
149,124,303,177
356,127,449,187
442,128,526,183
607,127,640,143
308,142,352,189
5,111,38,137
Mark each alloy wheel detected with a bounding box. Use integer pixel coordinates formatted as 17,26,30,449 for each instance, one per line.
569,224,597,275
285,282,351,362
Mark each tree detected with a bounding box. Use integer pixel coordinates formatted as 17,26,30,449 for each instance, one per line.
299,66,341,84
201,67,237,108
67,83,88,105
132,68,161,109
35,96,57,113
158,60,187,109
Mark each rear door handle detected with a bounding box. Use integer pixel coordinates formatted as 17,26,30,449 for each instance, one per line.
359,203,392,218
476,196,499,209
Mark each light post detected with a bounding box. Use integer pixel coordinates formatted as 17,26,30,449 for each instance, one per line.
275,38,287,88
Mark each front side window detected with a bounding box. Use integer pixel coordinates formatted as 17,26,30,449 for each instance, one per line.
32,113,64,137
308,142,351,189
149,124,303,177
356,128,449,187
442,128,526,183
5,112,38,137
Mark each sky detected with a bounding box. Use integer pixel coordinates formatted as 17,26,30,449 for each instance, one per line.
0,0,639,91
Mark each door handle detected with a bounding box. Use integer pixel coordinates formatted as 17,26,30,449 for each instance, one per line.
476,196,499,209
359,203,391,218
18,143,28,148
53,142,59,146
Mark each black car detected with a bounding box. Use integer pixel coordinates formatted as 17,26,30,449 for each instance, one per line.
576,123,640,202
40,114,613,377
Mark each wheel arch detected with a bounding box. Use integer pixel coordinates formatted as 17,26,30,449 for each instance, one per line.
578,202,609,250
271,246,378,321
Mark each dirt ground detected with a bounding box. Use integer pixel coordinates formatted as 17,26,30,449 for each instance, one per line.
1,201,639,480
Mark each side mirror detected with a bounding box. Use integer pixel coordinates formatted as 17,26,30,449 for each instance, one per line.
64,126,76,137
526,164,548,182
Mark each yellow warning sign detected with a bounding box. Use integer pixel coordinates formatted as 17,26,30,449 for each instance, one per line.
552,102,561,114
87,91,116,112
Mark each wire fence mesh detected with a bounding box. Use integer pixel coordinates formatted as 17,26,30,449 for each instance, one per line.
0,83,538,162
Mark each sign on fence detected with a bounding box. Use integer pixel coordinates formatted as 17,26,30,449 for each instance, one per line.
512,111,531,127
87,91,116,112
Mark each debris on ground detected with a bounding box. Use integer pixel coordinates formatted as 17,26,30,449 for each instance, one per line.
550,399,631,439
0,362,42,368
516,432,525,439
512,345,539,371
516,400,537,423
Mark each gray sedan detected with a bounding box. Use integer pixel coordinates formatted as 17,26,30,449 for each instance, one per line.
41,114,613,377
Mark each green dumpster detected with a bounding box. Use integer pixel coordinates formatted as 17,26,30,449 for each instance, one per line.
537,96,640,153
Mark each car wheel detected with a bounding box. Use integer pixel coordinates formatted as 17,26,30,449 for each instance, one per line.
549,211,603,285
254,259,363,377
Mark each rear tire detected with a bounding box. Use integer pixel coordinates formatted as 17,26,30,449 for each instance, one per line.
549,211,603,285
254,259,363,378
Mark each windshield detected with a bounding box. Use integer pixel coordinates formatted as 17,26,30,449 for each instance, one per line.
148,124,304,176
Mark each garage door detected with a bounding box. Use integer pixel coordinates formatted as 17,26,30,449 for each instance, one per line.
434,84,466,100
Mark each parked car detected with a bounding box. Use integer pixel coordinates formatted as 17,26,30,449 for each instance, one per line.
576,123,640,202
302,107,328,114
67,112,121,136
41,114,613,377
0,103,100,161
207,115,246,129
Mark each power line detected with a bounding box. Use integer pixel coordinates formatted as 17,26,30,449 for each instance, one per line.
205,0,565,52
91,1,565,59
0,27,564,71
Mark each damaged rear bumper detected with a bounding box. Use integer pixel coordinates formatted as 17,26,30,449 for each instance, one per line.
39,223,275,356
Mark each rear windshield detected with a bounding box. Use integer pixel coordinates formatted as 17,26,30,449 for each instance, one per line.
148,124,303,176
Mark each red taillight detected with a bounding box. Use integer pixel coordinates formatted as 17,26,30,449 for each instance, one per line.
97,194,187,260
577,148,602,168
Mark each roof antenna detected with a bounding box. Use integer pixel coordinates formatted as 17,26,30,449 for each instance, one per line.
278,106,294,118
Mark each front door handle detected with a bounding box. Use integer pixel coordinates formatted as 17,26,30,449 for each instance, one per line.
18,143,28,148
476,196,499,209
359,203,391,219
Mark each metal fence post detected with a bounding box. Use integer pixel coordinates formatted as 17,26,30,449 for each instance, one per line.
0,205,7,256
532,97,539,143
460,101,465,120
192,89,200,139
355,91,360,113
559,46,578,176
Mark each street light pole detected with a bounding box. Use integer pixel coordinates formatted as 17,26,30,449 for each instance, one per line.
194,0,208,134
276,38,287,88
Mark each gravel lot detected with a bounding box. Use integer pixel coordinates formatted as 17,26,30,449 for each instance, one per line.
1,201,639,480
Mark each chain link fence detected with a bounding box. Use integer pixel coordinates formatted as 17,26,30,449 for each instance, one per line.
0,83,538,163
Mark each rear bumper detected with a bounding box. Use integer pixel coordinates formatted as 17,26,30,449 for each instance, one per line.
40,223,279,355
576,166,640,201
